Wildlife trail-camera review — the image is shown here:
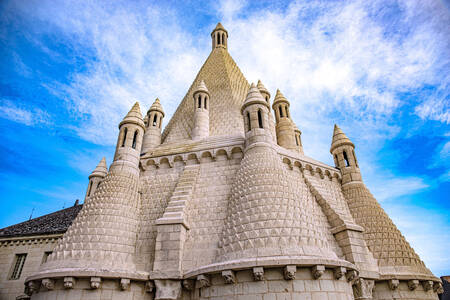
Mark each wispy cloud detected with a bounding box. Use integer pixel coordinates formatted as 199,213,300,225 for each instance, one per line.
0,99,50,126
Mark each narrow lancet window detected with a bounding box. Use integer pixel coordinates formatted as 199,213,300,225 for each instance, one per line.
352,149,358,167
198,96,201,108
204,97,207,109
343,150,350,167
247,112,251,131
132,130,138,149
258,109,263,128
87,181,93,196
153,114,157,126
121,127,128,147
222,33,225,45
295,135,299,146
279,106,283,117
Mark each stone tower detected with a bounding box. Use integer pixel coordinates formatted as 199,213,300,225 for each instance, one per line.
142,98,165,153
84,157,107,202
26,23,441,300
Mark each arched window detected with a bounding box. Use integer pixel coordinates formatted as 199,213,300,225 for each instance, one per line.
247,112,251,131
96,182,100,189
159,115,162,128
295,134,299,146
198,95,201,108
334,154,338,167
258,109,263,128
265,96,269,104
343,150,350,167
218,33,221,45
286,107,290,118
222,33,225,45
121,127,128,147
204,97,207,109
153,114,157,126
132,130,138,149
279,106,283,117
87,181,93,197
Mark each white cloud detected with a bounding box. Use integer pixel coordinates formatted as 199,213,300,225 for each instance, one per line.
0,100,50,126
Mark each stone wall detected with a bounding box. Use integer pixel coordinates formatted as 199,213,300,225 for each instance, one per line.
0,235,59,300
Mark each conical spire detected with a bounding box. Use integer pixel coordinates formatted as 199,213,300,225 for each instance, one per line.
89,157,108,179
212,22,227,34
120,101,144,128
194,80,210,96
149,98,165,116
257,80,270,97
330,124,354,153
273,89,289,106
241,83,269,112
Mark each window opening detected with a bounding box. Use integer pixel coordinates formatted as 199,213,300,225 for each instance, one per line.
222,33,225,45
279,106,283,117
204,97,207,109
153,114,157,126
343,150,350,167
41,251,52,264
247,112,251,131
10,254,27,280
198,96,201,108
132,130,138,149
87,181,93,197
258,109,264,128
121,128,127,147
295,134,299,146
352,150,358,167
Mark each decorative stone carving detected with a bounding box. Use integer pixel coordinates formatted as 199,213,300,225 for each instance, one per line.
333,267,346,280
182,279,195,291
434,282,444,294
196,275,210,288
312,265,325,279
253,267,264,281
407,279,419,291
90,277,102,289
145,281,154,293
222,270,236,284
154,280,182,300
422,280,434,291
388,279,399,290
352,278,374,300
120,278,131,291
346,269,359,283
64,277,76,289
41,278,54,290
284,265,296,280
26,281,39,295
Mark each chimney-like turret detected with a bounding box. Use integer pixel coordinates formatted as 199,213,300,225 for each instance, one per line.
84,157,107,202
330,124,360,185
211,22,228,50
272,89,300,152
142,98,165,153
192,80,210,140
257,80,277,143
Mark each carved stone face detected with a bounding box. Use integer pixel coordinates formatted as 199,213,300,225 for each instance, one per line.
407,280,419,291
434,282,444,294
253,267,264,281
42,279,54,290
284,266,296,280
388,279,399,290
352,278,374,300
422,280,433,291
120,279,131,291
222,271,236,284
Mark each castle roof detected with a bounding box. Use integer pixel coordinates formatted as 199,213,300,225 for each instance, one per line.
330,124,354,153
211,22,228,35
257,80,270,97
272,89,290,108
241,83,269,112
193,80,210,96
119,101,145,128
89,157,108,179
0,203,82,238
148,98,165,117
161,43,249,143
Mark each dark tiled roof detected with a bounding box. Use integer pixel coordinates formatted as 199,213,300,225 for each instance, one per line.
0,204,83,238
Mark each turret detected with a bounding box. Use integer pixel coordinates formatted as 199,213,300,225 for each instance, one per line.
141,98,165,153
113,102,145,172
241,83,272,147
211,22,228,50
257,80,277,143
272,89,299,152
192,80,210,140
330,124,360,185
84,157,107,202
293,124,304,154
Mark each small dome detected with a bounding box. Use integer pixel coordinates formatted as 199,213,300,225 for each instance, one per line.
241,83,269,113
272,89,290,108
193,80,210,97
148,98,165,117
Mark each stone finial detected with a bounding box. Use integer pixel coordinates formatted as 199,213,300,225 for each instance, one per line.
312,265,325,279
222,270,236,284
89,157,108,179
388,279,399,290
352,278,374,300
333,267,346,280
330,124,354,153
182,279,195,291
149,98,165,116
196,275,210,288
64,277,76,289
145,281,155,293
253,267,264,281
434,281,444,294
90,277,102,289
41,278,54,290
284,265,296,280
120,278,131,291
422,280,434,291
407,279,419,291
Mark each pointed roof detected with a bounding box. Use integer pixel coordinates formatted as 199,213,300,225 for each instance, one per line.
241,83,269,112
272,89,290,108
257,80,270,97
119,101,145,128
330,124,354,153
89,157,108,179
148,98,165,116
211,22,228,35
161,46,249,143
193,80,210,96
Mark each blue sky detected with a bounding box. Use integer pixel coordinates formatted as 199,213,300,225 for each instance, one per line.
0,0,449,276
